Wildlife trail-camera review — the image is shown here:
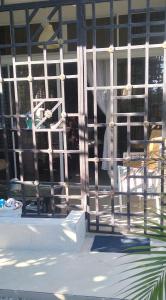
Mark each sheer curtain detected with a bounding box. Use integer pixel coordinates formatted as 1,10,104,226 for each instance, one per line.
87,60,111,173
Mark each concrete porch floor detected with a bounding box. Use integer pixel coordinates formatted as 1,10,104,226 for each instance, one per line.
0,234,161,300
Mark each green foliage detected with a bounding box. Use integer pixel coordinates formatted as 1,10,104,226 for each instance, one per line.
121,213,166,300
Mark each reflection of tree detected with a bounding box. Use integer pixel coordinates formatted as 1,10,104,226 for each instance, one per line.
149,56,163,84
66,117,79,150
149,88,162,122
148,56,163,122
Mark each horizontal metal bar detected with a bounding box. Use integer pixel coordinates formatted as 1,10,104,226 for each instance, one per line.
0,0,114,12
7,149,81,153
85,20,165,31
131,7,165,14
0,0,76,12
13,59,78,66
132,32,164,38
86,43,164,52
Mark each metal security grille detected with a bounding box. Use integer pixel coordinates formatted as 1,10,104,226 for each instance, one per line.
0,0,165,233
83,0,166,233
0,1,85,217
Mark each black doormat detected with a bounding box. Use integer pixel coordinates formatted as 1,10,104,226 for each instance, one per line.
91,235,150,253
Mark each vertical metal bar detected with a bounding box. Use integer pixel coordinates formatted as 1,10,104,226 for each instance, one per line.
59,5,69,211
77,3,86,211
48,130,55,214
117,15,119,48
0,57,10,191
84,4,90,229
43,45,54,215
127,0,131,231
7,65,17,178
127,115,131,231
26,8,40,215
56,64,64,183
92,1,99,232
160,137,164,226
144,0,150,233
109,0,115,232
9,10,25,207
161,2,166,227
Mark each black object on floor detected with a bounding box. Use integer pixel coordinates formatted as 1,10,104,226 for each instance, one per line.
91,235,150,253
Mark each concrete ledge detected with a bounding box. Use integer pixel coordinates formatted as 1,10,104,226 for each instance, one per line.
0,211,86,252
0,289,124,300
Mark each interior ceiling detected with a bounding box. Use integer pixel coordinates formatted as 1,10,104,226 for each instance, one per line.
0,0,165,25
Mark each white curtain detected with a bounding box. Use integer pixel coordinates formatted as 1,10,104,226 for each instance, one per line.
87,60,111,171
